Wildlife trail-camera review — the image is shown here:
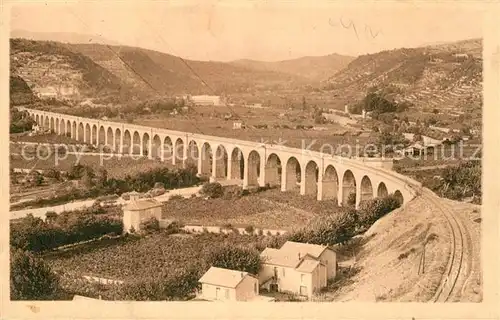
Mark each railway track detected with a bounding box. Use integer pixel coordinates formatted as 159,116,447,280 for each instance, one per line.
421,188,471,302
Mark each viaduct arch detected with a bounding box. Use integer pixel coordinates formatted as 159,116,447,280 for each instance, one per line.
21,107,420,209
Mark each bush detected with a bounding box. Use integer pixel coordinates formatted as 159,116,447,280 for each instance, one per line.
288,209,358,245
10,249,61,300
118,267,201,301
200,182,224,199
244,225,255,234
169,194,184,201
356,195,401,228
207,245,262,275
140,217,160,234
346,193,356,207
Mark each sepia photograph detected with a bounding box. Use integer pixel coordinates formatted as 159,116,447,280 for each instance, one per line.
2,1,498,316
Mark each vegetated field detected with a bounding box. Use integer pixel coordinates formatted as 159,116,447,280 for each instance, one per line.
163,188,345,231
10,133,81,144
43,232,264,283
10,151,177,179
317,196,452,302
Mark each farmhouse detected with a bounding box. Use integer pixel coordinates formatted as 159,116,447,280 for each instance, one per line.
190,95,223,106
233,121,243,129
198,267,259,301
258,241,337,299
122,198,162,233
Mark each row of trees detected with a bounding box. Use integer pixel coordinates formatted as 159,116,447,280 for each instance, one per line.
10,211,123,253
288,194,402,245
13,164,202,210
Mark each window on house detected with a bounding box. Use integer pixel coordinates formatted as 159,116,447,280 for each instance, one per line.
225,288,229,299
282,268,285,277
254,282,258,293
215,287,220,299
301,274,304,282
274,267,278,278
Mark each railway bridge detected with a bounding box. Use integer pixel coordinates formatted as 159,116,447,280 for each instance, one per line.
20,107,422,209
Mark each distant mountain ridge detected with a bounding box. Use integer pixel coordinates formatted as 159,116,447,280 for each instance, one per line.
230,53,355,82
10,30,121,46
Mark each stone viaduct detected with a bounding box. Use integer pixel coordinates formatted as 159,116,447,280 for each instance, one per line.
20,108,422,209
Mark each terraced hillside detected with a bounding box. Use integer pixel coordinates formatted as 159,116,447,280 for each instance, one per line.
324,39,482,114
10,38,133,100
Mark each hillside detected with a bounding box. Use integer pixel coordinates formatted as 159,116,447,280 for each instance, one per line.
10,38,134,101
10,38,309,101
68,44,307,95
322,195,480,302
231,53,355,82
324,39,483,115
10,75,37,106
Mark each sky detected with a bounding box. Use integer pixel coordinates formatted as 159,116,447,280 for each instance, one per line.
9,0,486,62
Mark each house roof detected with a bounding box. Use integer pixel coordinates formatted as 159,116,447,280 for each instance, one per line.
295,259,321,273
198,267,253,288
123,199,162,211
260,247,302,268
280,241,330,259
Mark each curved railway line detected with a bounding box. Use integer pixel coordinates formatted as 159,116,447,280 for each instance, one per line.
422,188,472,302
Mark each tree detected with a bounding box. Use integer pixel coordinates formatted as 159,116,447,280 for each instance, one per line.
200,182,224,198
207,245,262,275
95,167,108,188
302,96,307,111
10,249,60,300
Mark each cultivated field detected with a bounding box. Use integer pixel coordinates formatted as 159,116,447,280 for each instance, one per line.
43,233,265,283
162,188,345,231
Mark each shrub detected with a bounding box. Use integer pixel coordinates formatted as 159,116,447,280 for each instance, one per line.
169,194,184,201
357,195,401,228
288,209,358,245
207,245,262,275
118,267,201,301
244,225,255,235
140,217,160,234
10,249,60,300
346,193,356,207
200,182,224,199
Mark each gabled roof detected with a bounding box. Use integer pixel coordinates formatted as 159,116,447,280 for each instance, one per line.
295,259,321,273
280,241,330,259
199,267,254,288
123,199,162,211
260,247,301,268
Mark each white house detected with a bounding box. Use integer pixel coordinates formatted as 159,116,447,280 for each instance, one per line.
122,198,163,233
258,241,337,299
190,95,223,106
198,267,259,301
233,121,243,130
